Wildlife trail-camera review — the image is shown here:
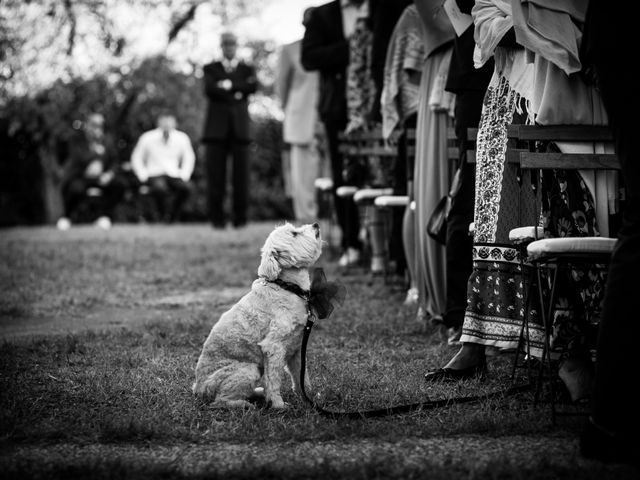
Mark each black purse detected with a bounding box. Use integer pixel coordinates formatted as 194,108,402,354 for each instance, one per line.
426,167,462,245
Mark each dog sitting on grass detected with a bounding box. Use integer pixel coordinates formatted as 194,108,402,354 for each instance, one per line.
193,222,323,409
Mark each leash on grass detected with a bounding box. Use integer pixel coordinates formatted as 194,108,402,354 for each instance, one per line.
299,316,532,419
293,268,532,418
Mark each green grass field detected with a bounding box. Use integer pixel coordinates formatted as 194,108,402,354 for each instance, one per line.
0,222,637,479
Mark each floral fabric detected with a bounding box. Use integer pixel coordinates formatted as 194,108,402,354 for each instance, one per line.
461,72,607,358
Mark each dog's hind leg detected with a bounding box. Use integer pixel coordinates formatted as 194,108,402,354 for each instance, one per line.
194,362,261,408
213,362,262,408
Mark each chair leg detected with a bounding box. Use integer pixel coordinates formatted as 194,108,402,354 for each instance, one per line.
533,263,562,424
511,255,529,384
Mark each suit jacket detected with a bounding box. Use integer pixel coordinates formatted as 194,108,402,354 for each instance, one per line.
276,40,320,145
300,0,349,127
201,60,258,143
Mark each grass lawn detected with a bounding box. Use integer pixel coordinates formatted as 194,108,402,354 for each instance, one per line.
0,222,637,479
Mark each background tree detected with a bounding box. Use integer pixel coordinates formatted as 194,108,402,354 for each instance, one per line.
0,0,291,226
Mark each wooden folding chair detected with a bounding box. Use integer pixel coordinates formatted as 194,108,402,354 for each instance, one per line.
506,124,620,423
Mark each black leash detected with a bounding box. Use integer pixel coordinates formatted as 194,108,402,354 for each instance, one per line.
299,314,533,419
270,267,533,418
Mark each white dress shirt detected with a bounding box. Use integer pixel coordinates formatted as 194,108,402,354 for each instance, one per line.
130,128,196,182
221,57,239,72
341,0,369,39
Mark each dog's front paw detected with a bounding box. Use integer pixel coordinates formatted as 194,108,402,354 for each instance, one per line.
267,398,288,410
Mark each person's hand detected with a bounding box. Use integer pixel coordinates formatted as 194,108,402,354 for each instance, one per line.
217,79,232,90
387,129,402,147
98,171,114,186
84,160,104,179
344,117,365,135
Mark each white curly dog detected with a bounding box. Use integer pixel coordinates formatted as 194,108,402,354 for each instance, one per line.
193,222,322,409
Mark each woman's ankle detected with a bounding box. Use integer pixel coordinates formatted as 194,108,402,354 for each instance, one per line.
445,343,486,369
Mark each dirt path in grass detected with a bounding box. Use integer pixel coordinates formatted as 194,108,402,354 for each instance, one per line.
0,287,247,341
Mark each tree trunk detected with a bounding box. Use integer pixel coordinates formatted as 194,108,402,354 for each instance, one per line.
39,146,65,224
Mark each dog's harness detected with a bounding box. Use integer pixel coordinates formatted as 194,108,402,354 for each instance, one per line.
274,269,532,419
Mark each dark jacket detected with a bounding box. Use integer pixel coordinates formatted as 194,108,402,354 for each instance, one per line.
58,129,117,185
201,60,258,142
300,0,349,127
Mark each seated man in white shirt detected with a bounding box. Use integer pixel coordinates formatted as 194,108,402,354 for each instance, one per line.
130,114,196,222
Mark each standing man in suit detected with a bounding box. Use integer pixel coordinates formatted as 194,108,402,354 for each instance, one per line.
275,7,321,224
301,0,366,267
201,31,258,229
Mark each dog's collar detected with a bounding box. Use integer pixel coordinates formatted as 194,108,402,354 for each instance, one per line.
265,269,346,320
269,278,310,301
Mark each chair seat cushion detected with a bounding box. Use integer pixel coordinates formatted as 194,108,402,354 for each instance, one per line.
526,237,616,261
336,185,358,197
374,195,409,207
314,177,333,191
353,188,393,203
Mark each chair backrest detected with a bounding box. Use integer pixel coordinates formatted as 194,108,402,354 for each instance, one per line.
506,124,620,238
507,125,618,170
338,127,396,159
406,127,416,160
338,127,398,188
446,126,478,162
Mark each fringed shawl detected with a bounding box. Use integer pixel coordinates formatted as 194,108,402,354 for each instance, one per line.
413,0,456,59
380,5,425,139
471,0,617,236
511,0,586,75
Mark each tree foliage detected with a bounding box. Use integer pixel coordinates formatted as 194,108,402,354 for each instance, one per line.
0,0,267,100
0,0,289,226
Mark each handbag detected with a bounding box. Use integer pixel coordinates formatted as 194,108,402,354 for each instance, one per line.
426,167,462,245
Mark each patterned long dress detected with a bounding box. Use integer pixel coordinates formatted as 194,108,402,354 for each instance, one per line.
461,71,607,359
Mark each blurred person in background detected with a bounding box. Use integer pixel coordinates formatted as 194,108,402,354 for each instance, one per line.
201,31,258,229
380,2,425,305
411,0,456,323
276,7,322,224
301,0,367,268
369,0,413,125
57,112,126,230
130,113,196,223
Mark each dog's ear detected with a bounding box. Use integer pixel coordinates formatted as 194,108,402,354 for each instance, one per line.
258,247,281,280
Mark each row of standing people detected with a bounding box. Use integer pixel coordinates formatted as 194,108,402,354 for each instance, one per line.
296,0,458,331
298,0,638,466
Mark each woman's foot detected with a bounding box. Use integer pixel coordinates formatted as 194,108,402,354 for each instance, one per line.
403,287,419,306
370,255,386,275
424,344,487,382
